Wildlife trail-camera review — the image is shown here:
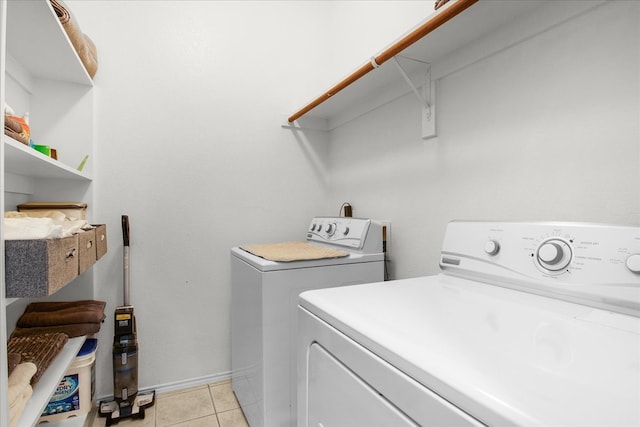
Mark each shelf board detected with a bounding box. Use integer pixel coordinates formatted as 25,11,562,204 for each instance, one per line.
4,136,91,181
15,336,86,427
6,0,93,86
288,0,551,126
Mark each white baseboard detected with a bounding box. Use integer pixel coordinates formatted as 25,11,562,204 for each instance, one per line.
95,371,232,402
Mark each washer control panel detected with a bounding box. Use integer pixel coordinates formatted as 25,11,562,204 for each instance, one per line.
440,221,640,316
307,217,383,253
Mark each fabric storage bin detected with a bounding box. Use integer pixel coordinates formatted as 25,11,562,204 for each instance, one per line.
5,235,79,298
17,202,88,220
93,224,107,260
77,229,97,274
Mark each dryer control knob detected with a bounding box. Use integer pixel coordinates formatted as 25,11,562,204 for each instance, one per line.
626,254,640,274
537,239,572,271
484,240,500,256
538,242,562,264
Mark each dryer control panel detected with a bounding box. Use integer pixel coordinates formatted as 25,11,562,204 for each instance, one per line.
439,221,640,317
307,217,383,254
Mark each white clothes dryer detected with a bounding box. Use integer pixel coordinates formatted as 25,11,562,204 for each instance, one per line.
298,221,640,427
231,217,385,427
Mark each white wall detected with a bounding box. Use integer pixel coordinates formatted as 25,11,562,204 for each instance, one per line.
328,1,640,279
68,0,339,397
68,0,439,396
67,0,639,398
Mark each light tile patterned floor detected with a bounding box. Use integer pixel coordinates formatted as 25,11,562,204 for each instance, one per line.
90,380,249,427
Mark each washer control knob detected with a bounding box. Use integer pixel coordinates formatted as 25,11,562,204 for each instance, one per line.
626,254,640,274
326,223,336,236
538,242,562,264
343,226,350,236
484,240,500,256
537,239,572,271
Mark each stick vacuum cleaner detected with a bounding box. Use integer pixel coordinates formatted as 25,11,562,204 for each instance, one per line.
99,215,155,425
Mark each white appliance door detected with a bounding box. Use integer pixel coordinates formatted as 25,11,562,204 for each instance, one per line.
308,343,417,427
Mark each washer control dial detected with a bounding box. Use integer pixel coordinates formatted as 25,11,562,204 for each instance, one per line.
626,253,640,274
484,240,500,256
536,238,573,272
326,223,336,236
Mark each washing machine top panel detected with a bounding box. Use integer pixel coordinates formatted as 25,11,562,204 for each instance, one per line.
299,275,640,427
231,216,385,271
231,246,384,272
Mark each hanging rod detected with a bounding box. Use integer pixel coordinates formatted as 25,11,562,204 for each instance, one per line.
287,0,479,124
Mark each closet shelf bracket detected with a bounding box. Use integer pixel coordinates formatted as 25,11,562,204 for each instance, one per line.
392,56,436,139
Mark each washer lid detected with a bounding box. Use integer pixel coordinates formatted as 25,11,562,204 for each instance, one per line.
231,246,383,271
299,275,640,427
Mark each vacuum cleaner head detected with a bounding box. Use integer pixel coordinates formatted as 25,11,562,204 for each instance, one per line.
99,390,155,425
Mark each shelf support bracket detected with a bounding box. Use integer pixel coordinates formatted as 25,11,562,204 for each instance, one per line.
392,57,436,139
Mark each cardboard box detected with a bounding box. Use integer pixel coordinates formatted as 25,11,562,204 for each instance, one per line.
77,229,96,274
5,235,79,298
94,224,107,260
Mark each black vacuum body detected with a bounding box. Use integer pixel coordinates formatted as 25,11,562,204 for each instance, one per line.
112,305,138,405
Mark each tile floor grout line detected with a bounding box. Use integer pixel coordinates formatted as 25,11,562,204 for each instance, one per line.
208,382,218,415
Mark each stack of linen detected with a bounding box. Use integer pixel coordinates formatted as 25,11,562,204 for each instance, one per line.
49,0,98,78
11,300,106,338
7,361,37,427
4,210,90,240
7,333,69,384
6,300,105,425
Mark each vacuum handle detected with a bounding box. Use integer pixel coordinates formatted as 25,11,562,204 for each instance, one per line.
122,215,130,306
122,215,130,247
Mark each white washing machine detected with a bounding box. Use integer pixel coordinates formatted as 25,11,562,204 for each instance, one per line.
298,221,640,426
231,217,385,427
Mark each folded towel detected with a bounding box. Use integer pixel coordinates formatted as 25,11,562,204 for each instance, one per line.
8,362,37,404
7,353,21,375
6,211,89,236
9,383,32,409
3,217,64,240
18,300,106,327
4,114,29,144
7,333,69,384
240,241,349,262
9,383,33,427
11,323,102,339
8,362,37,388
4,115,23,134
6,210,67,222
49,0,98,78
9,372,35,427
22,299,105,314
4,127,29,145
